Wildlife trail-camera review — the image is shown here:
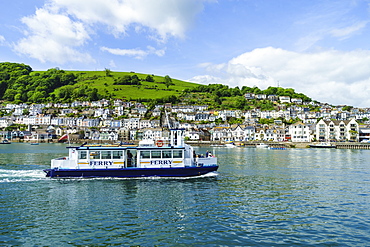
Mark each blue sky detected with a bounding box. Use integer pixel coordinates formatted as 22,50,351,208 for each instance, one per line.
1,0,370,107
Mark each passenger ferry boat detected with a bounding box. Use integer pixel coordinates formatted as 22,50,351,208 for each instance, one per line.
44,129,218,178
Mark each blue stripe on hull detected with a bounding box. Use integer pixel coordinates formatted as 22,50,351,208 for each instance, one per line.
44,166,218,178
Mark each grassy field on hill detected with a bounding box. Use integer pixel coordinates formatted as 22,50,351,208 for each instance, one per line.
44,70,200,101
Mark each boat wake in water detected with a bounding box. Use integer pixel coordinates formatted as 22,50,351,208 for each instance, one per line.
0,167,218,183
0,168,46,183
52,171,219,182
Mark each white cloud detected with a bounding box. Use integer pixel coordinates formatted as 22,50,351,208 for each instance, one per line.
0,35,5,45
101,46,165,59
14,7,93,64
190,47,370,107
14,0,204,63
330,21,368,39
16,36,94,64
52,0,204,40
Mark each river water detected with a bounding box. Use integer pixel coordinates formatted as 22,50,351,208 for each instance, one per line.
0,143,369,246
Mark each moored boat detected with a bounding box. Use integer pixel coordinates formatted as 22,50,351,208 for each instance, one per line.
0,139,11,144
309,142,336,148
256,143,269,148
268,146,287,150
224,142,237,148
44,129,218,178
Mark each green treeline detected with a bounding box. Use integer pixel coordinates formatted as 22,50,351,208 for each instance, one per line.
0,62,101,103
185,84,311,102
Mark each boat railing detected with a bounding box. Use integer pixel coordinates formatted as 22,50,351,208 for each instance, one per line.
51,157,75,169
195,156,217,167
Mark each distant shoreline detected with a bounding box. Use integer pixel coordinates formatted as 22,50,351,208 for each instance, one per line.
6,139,370,149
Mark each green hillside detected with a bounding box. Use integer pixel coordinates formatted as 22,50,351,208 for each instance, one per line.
0,62,199,103
36,70,199,101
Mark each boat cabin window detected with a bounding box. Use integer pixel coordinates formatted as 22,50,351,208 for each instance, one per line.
151,151,161,158
162,151,172,158
79,151,87,159
113,151,123,159
90,151,100,159
140,150,182,159
141,151,150,159
101,151,111,159
173,150,183,158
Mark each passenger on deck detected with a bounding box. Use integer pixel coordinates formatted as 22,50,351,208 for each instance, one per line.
127,151,133,167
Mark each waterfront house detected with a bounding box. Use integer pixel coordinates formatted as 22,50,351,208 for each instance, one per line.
211,127,231,141
288,121,311,142
359,127,370,142
244,126,256,141
254,127,267,141
315,119,359,142
230,125,245,141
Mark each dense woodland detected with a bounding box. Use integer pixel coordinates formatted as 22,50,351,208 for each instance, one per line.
0,62,314,111
0,62,100,103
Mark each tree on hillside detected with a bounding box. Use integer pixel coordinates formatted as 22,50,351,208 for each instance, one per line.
145,75,154,82
131,75,140,85
104,68,112,77
343,105,353,111
235,97,247,110
164,75,174,89
88,88,100,101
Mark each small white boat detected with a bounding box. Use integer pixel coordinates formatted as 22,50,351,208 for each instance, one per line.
309,142,336,148
224,143,237,148
256,143,269,148
268,146,286,150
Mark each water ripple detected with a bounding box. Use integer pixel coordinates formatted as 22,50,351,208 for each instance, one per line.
0,145,370,246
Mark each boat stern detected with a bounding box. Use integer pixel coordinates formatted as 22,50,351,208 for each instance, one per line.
43,168,55,177
196,157,217,167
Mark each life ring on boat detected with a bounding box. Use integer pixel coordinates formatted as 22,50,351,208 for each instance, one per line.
156,140,164,147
